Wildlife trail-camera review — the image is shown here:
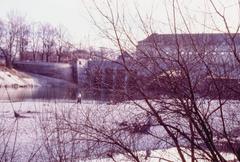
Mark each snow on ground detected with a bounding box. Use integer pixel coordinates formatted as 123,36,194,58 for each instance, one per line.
82,147,237,162
0,100,165,161
0,67,35,87
0,100,238,162
0,66,76,88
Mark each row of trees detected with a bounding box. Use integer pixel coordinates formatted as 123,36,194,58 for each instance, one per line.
0,12,73,68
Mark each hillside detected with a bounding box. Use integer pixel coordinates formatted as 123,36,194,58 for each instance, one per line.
0,66,76,88
0,66,35,87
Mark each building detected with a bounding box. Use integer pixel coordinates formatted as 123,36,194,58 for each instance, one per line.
134,33,240,99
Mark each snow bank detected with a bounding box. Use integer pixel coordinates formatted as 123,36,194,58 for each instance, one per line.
82,147,237,162
0,67,35,87
0,67,76,88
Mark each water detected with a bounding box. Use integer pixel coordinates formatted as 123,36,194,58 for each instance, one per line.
0,87,125,102
0,86,77,101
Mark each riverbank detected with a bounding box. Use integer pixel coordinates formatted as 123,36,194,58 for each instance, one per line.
0,66,35,87
0,66,76,88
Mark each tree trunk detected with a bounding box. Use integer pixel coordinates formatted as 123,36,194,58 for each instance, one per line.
19,51,23,61
0,48,12,68
58,55,61,62
41,53,44,61
33,52,36,61
46,54,49,62
5,56,13,69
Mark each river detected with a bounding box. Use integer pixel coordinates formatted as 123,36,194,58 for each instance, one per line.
0,86,77,101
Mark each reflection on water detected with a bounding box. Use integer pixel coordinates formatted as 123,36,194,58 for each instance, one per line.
0,87,77,101
0,87,127,102
83,89,126,102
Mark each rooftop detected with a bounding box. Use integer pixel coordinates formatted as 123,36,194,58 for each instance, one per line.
138,33,240,46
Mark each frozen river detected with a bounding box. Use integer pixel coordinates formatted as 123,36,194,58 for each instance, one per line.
0,97,238,161
0,100,163,161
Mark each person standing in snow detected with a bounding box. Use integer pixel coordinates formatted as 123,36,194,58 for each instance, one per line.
77,92,82,104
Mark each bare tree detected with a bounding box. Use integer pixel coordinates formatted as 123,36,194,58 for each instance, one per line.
55,25,72,63
17,20,30,61
28,22,41,61
0,13,28,68
65,0,240,161
38,23,56,62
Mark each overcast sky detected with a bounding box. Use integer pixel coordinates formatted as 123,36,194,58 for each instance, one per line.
0,0,239,48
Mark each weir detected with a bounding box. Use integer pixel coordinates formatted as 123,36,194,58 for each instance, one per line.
13,60,130,99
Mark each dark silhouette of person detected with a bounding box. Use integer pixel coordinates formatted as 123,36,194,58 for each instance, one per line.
77,92,82,104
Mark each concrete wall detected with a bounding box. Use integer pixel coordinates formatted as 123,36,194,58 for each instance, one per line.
74,59,89,87
14,61,75,83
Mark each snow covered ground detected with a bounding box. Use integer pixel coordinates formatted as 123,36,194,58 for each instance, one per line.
0,100,238,162
0,66,76,88
82,147,236,162
0,67,35,87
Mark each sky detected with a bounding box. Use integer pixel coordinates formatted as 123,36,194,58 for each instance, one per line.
0,0,239,49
